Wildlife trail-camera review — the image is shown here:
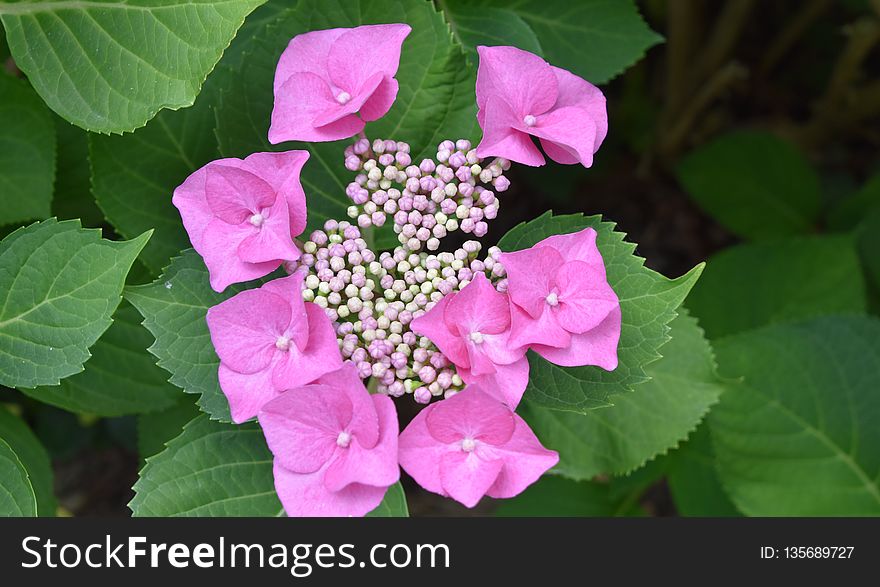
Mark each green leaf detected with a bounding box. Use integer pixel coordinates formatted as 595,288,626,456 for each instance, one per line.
0,0,266,134
829,173,880,230
687,236,867,339
0,72,55,226
665,423,741,517
676,131,821,240
21,304,180,416
0,437,36,516
441,0,661,83
856,206,880,304
498,212,703,413
494,475,644,517
0,219,150,388
521,310,724,480
51,118,104,227
710,316,880,516
366,482,409,517
125,249,262,422
214,0,478,234
90,84,219,274
0,406,55,516
131,414,281,516
137,396,201,461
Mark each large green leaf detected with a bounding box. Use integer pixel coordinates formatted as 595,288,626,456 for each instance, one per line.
0,437,36,516
665,423,740,517
22,304,180,416
494,475,646,517
676,131,821,240
0,219,150,388
710,316,880,516
441,0,662,83
214,0,478,233
0,72,55,226
131,414,281,516
51,118,104,227
137,396,201,461
498,212,703,413
521,311,724,480
0,407,54,515
90,83,218,274
366,482,409,517
0,0,266,133
829,173,880,230
125,249,262,422
687,236,867,339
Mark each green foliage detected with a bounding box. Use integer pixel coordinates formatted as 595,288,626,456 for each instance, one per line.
0,0,266,133
687,236,867,339
0,72,55,226
441,0,662,84
22,304,181,416
521,311,724,480
710,316,880,516
499,212,703,413
0,407,55,516
137,397,201,461
676,131,821,240
0,436,35,516
366,482,409,517
830,173,880,230
495,473,653,517
0,219,150,388
52,119,104,227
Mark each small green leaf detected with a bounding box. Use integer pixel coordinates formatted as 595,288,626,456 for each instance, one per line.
687,236,867,339
0,72,55,226
366,482,409,517
494,475,644,517
441,0,661,83
137,396,201,461
521,311,724,480
676,131,821,240
710,316,880,516
0,407,55,516
499,212,703,412
0,436,36,516
0,0,267,133
22,304,181,416
131,414,281,516
0,219,150,388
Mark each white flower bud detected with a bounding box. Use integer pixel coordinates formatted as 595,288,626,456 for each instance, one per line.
318,282,331,294
445,219,459,231
347,206,359,219
302,289,315,302
336,305,350,318
313,295,328,308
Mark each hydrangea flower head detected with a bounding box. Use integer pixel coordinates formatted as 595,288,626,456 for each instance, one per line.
269,24,412,144
260,363,399,517
206,272,342,423
475,45,607,167
501,227,621,369
411,272,529,408
398,385,558,508
173,150,309,292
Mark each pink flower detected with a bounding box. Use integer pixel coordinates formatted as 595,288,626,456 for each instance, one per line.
206,272,342,423
173,151,309,292
411,272,529,408
474,45,607,167
269,24,412,144
398,386,558,508
259,364,400,517
501,227,621,369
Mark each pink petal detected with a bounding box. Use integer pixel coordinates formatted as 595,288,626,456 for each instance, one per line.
553,260,619,334
411,293,469,367
539,139,581,165
359,76,399,122
323,394,399,492
262,273,310,350
273,28,345,95
317,363,379,449
236,192,300,265
476,96,545,166
508,300,570,350
270,302,343,390
273,460,387,517
532,305,621,369
204,164,277,224
259,383,352,474
172,165,213,251
241,151,310,237
535,227,605,266
218,363,277,424
475,45,558,119
439,450,504,508
465,340,497,376
462,356,530,409
501,246,565,318
445,272,510,335
398,406,449,497
486,415,559,499
327,24,411,98
551,65,608,151
269,71,364,144
206,288,290,374
311,72,384,128
479,330,526,366
426,387,515,445
527,106,599,168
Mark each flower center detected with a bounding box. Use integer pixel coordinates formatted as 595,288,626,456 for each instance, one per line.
275,336,290,351
469,331,484,344
461,438,476,452
336,91,352,105
249,213,264,227
336,431,352,448
523,114,537,127
545,292,559,306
